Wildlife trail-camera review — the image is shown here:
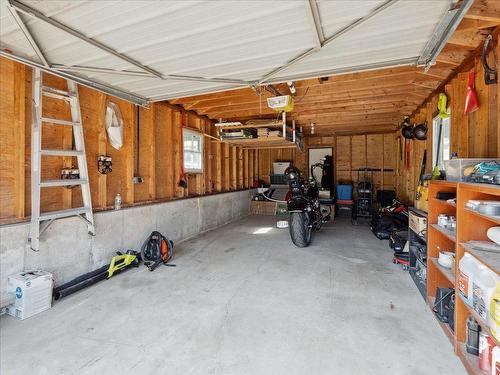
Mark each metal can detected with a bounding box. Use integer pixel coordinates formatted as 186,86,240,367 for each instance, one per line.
447,217,456,231
438,214,448,228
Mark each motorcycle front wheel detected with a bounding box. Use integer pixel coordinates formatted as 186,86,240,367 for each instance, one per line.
289,212,312,248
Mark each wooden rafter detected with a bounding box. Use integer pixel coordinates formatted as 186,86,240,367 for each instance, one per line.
167,2,500,136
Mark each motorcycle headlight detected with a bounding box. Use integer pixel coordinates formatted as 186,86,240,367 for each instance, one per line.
285,166,300,182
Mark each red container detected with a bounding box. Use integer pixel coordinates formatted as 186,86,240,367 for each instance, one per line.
479,331,495,373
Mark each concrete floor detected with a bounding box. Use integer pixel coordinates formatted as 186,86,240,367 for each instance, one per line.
1,216,466,375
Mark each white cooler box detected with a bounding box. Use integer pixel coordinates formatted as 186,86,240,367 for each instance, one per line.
273,162,291,175
6,270,53,320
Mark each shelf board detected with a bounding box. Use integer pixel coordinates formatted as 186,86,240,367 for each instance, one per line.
431,198,456,208
465,207,500,225
458,294,500,348
221,136,297,149
460,182,500,195
429,180,458,188
430,223,456,242
427,297,455,346
461,243,500,276
458,342,482,375
429,257,455,284
216,122,282,129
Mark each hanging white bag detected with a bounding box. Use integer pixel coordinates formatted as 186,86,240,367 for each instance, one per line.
105,102,124,150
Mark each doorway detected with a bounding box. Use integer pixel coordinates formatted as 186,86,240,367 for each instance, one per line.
308,147,334,195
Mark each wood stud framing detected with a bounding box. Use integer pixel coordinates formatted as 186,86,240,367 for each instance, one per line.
0,59,256,224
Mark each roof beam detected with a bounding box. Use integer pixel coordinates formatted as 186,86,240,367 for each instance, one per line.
464,0,500,23
306,0,324,49
258,0,400,84
6,1,49,67
9,0,251,86
0,50,149,106
417,0,474,71
51,64,153,77
9,0,163,78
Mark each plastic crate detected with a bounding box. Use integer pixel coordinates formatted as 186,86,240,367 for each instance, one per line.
444,159,499,181
270,174,287,185
276,203,288,216
336,184,353,200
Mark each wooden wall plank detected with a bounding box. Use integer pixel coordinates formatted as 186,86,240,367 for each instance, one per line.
134,106,156,202
0,59,25,220
223,143,230,191
230,146,237,190
213,141,222,192
154,104,173,199
243,149,249,188
173,111,183,197
475,58,490,157
237,147,243,189
79,86,107,209
105,99,135,207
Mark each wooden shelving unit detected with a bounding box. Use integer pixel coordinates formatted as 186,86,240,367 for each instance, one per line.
426,181,500,375
427,181,457,304
215,114,303,150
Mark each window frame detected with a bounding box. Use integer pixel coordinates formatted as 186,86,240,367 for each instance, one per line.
182,128,204,174
432,113,451,171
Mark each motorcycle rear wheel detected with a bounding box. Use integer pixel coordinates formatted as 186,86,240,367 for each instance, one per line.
289,212,312,248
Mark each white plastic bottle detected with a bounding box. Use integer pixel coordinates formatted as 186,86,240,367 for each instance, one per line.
459,253,482,307
491,346,500,375
473,265,500,324
114,193,122,210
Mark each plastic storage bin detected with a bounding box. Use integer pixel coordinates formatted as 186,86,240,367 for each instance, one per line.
273,162,291,175
336,184,353,200
269,174,286,185
444,159,498,181
458,253,483,307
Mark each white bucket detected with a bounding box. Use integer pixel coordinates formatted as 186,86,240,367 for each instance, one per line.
276,221,288,229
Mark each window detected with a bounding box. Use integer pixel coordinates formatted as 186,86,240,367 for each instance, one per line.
432,114,451,170
183,129,203,173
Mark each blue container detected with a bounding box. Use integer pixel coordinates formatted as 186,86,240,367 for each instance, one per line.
336,184,353,200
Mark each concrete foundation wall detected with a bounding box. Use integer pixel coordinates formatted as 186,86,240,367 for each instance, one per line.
0,190,251,295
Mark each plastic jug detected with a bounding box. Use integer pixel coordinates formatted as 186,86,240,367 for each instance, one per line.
492,346,500,375
490,282,500,342
473,266,500,323
459,253,483,307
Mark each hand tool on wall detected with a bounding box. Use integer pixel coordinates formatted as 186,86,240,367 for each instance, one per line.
432,93,449,180
416,150,427,202
464,69,479,114
482,34,498,85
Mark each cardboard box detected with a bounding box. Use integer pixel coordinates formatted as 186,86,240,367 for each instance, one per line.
250,201,278,215
409,211,427,238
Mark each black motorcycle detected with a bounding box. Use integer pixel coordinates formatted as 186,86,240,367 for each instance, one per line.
285,166,330,247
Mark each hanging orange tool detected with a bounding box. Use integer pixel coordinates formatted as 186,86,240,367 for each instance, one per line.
464,69,479,115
